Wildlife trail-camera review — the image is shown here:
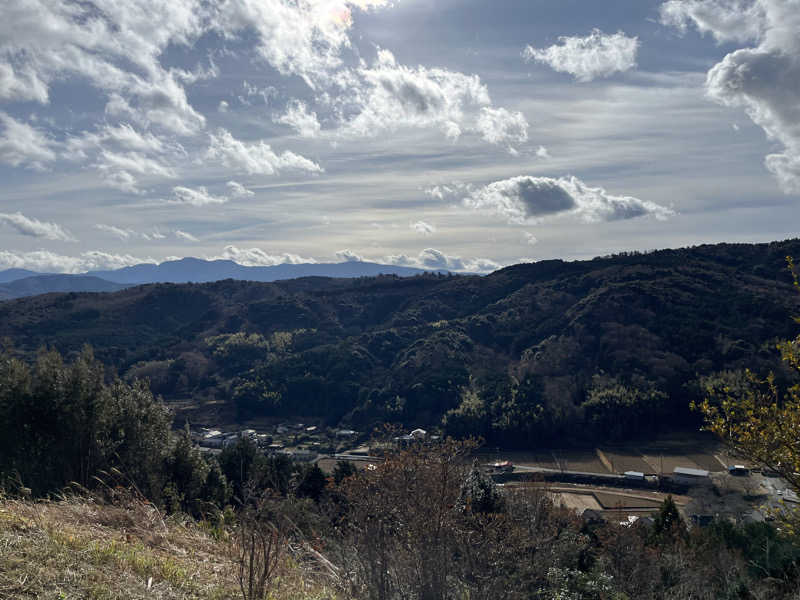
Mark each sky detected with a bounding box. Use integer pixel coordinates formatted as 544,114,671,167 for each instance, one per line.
1,0,799,274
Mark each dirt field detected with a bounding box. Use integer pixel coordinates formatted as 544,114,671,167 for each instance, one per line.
592,491,663,509
598,448,653,474
552,450,611,474
553,492,602,512
686,450,727,472
639,451,703,475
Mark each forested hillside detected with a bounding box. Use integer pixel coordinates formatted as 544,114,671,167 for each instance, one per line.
2,239,799,446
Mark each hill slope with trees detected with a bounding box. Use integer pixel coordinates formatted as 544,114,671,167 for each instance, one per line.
2,239,799,446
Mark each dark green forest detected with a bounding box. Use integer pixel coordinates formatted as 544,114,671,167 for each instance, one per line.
2,239,800,447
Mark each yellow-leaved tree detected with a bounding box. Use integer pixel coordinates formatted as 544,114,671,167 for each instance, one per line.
695,257,800,531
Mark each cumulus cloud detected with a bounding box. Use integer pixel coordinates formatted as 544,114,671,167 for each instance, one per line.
171,186,228,206
0,212,75,241
0,249,156,274
213,245,317,266
523,29,639,82
275,100,322,137
335,249,364,262
661,0,800,192
226,180,255,198
458,175,673,223
206,128,323,175
410,221,436,235
524,232,538,246
339,49,492,140
475,107,529,148
384,248,501,273
175,230,199,242
312,49,532,148
0,112,56,169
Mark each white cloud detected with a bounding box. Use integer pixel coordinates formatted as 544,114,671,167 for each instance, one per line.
0,249,156,274
103,170,142,195
410,221,436,235
175,229,199,242
275,100,322,138
0,212,75,241
523,29,639,82
335,249,364,262
659,0,765,43
171,186,228,206
96,150,175,178
95,224,135,241
424,182,470,201
536,146,550,158
338,49,491,140
213,245,317,266
383,248,501,273
475,107,529,148
206,128,323,175
96,223,191,241
0,1,208,134
226,180,255,198
661,0,800,192
64,123,183,194
218,100,229,113
213,0,392,87
460,175,674,223
0,112,56,169
524,232,538,246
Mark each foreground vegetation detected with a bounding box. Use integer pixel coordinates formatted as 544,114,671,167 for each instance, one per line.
2,442,799,600
0,344,798,598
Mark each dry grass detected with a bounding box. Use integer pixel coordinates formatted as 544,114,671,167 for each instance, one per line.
0,492,338,600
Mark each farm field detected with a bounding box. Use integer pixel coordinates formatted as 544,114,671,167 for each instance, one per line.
685,450,726,472
598,448,653,474
553,492,602,512
552,450,611,474
639,450,704,475
593,491,663,509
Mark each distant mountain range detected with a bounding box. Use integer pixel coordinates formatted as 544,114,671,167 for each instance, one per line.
0,258,446,300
